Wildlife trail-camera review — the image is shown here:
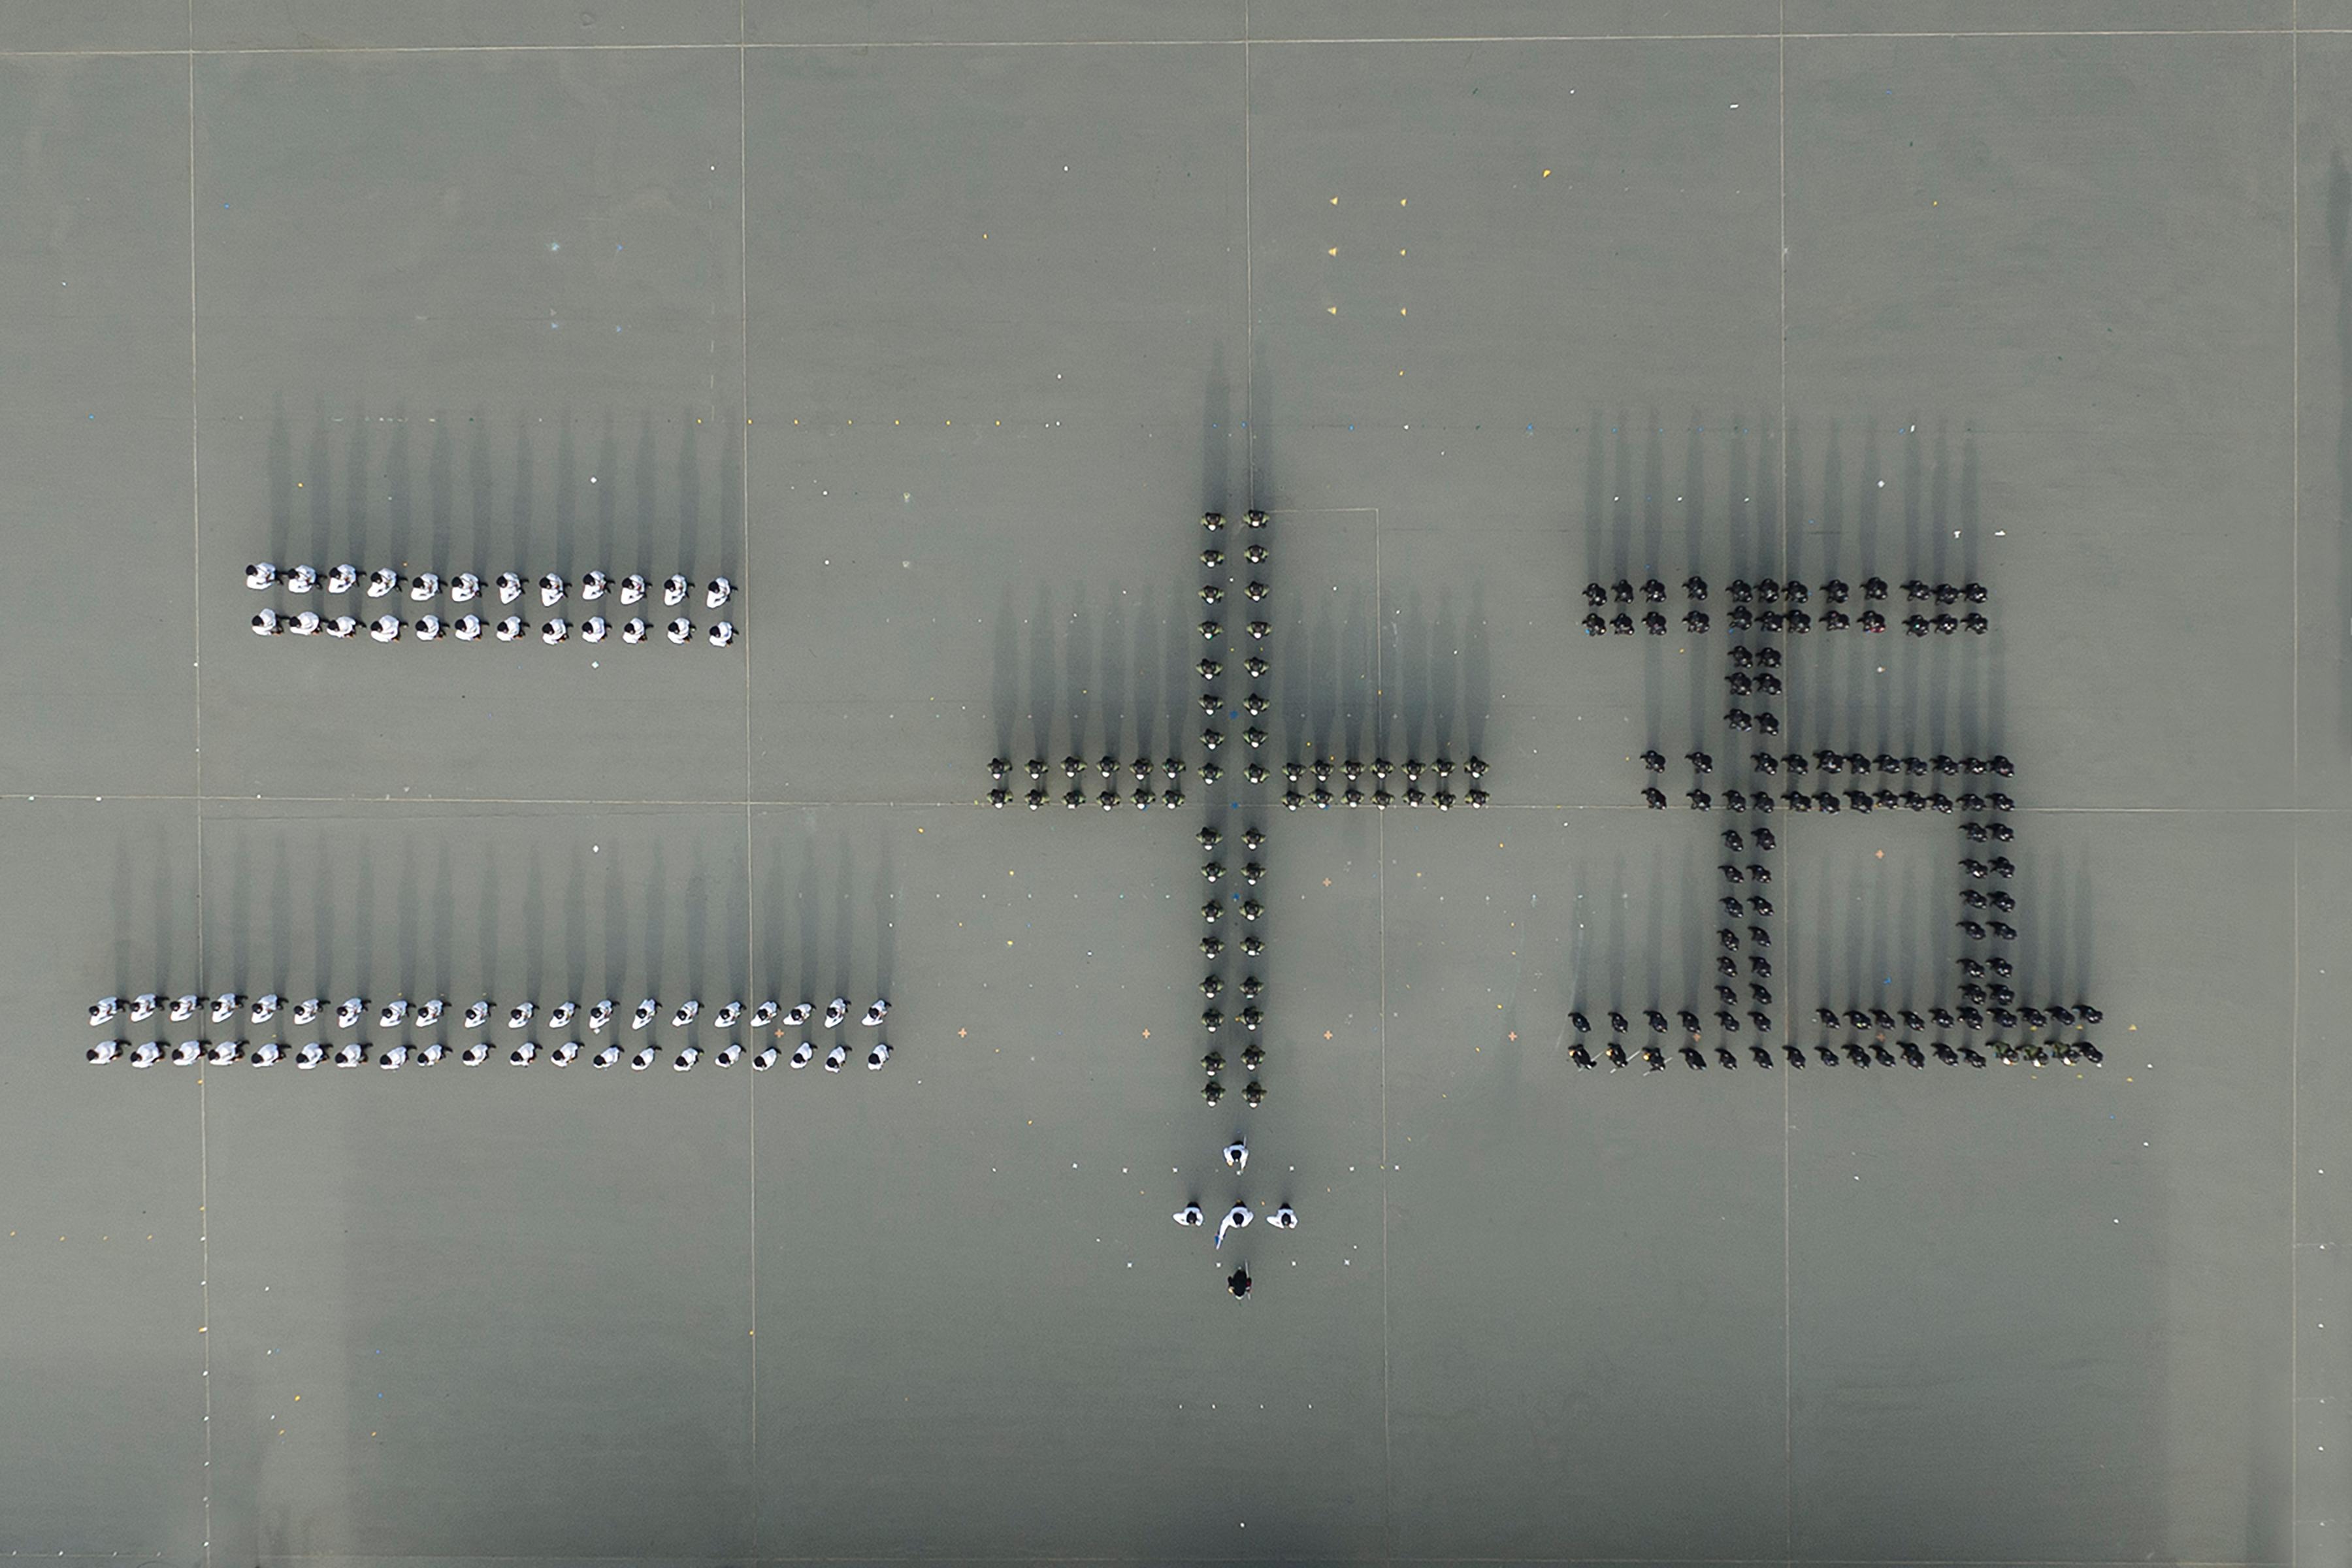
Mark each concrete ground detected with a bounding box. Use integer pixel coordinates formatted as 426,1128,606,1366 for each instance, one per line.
0,3,2342,1563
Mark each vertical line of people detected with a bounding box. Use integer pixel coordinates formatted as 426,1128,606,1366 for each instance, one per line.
246,563,735,646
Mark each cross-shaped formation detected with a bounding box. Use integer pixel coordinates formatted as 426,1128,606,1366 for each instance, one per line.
979,508,1497,1294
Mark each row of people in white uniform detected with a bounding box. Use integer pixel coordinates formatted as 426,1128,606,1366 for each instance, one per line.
1168,1141,1296,1247
247,564,731,610
87,1036,890,1071
252,609,732,645
91,992,885,1030
1174,1202,1298,1247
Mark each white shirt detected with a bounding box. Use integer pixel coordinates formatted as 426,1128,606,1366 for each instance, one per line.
454,615,483,640
290,999,320,1024
416,1043,445,1065
1215,1204,1253,1247
495,617,524,641
1173,1205,1203,1226
336,1000,365,1027
671,1000,700,1026
414,615,442,640
1267,1206,1298,1229
461,1002,491,1028
594,1046,621,1068
290,611,321,635
370,616,402,642
711,1002,742,1026
509,1042,538,1065
409,572,440,600
587,1001,615,1031
619,574,647,604
823,1044,849,1072
325,564,359,593
823,999,849,1028
862,1001,890,1026
866,1042,892,1069
449,572,482,602
461,1043,489,1065
632,1001,659,1028
367,569,400,598
551,1041,580,1066
380,1045,408,1069
252,610,282,635
581,572,610,600
286,565,317,592
790,1043,814,1068
581,616,608,642
246,563,278,589
252,1042,283,1065
705,577,732,608
325,616,357,638
708,621,736,646
753,1047,779,1070
538,574,566,606
666,619,693,644
541,618,568,644
621,619,647,644
508,1002,534,1027
416,999,444,1024
88,1040,123,1063
1223,1141,1248,1172
546,1002,576,1027
333,1043,364,1067
662,575,689,606
496,573,524,603
672,1047,699,1071
630,1048,656,1070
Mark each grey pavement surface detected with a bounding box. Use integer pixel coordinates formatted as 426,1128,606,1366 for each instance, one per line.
0,5,2344,1565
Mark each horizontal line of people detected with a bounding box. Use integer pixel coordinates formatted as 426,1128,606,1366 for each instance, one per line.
1174,1199,1298,1248
1567,999,2099,1040
1663,749,2017,780
1641,785,2016,814
1572,1037,2099,1071
85,1037,890,1072
246,564,732,610
1588,576,1988,607
252,609,732,645
88,992,885,1032
1586,608,1985,636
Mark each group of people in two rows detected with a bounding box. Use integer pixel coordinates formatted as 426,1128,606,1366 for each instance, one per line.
245,563,736,645
1583,574,1989,637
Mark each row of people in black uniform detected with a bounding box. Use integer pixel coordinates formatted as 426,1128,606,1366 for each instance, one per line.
1663,749,2016,779
1588,576,1987,605
1573,1037,2101,1071
1642,783,2016,813
1587,607,1986,636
